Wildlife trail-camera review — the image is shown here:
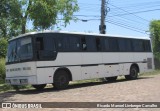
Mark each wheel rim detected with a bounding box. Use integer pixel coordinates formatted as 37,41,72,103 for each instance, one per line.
59,76,67,86
131,68,137,77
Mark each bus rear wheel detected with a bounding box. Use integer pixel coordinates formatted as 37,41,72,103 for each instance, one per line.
53,70,69,90
125,66,138,80
105,76,117,82
32,84,46,90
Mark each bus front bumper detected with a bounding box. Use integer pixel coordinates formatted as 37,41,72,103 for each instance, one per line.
5,76,37,85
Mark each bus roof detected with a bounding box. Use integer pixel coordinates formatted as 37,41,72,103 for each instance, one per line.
9,30,150,41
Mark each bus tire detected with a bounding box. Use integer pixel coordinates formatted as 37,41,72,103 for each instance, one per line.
105,76,117,82
53,70,69,90
32,84,46,90
125,66,138,80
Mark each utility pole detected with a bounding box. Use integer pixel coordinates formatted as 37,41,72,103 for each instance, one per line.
99,0,106,34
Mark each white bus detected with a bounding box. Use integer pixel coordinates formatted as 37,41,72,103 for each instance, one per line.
5,31,154,90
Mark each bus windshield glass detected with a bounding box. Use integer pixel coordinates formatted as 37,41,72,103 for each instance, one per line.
7,37,33,63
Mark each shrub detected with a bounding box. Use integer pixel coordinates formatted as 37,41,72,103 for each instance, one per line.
0,58,6,81
0,38,8,58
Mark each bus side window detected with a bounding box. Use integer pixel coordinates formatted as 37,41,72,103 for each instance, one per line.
132,39,144,52
125,39,132,52
144,40,151,52
36,37,44,59
109,38,118,52
118,38,126,52
57,36,69,52
103,38,109,51
85,36,97,51
96,38,101,51
81,37,87,51
69,36,81,51
36,37,44,50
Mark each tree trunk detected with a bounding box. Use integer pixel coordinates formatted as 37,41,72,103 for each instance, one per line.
21,24,26,34
21,0,31,34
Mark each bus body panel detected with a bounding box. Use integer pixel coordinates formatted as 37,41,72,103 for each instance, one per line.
60,53,82,66
119,63,131,75
147,53,155,72
6,62,37,77
36,53,83,83
81,52,102,79
102,52,120,77
5,76,37,85
36,67,55,84
67,66,82,81
102,52,120,64
5,62,37,85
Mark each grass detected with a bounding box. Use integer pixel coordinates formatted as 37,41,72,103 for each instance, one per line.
0,70,160,92
0,84,14,92
70,78,103,85
140,70,160,76
0,79,5,84
0,80,32,93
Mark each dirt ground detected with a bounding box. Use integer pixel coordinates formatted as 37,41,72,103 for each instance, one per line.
0,74,160,111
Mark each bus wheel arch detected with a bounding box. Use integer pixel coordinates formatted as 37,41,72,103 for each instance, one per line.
53,68,72,89
125,63,139,80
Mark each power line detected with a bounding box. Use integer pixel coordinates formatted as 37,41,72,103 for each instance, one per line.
108,3,149,22
79,1,160,6
78,3,100,6
73,15,100,17
57,18,147,34
107,19,146,32
109,16,147,26
59,1,157,35
79,1,160,9
74,8,160,18
115,1,160,8
109,8,160,17
109,0,160,7
113,4,160,11
106,20,147,34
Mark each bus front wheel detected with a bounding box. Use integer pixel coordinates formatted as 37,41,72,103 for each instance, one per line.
32,84,46,90
53,70,69,90
125,66,138,80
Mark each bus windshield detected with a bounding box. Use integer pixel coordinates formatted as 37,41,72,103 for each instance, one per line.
7,37,33,63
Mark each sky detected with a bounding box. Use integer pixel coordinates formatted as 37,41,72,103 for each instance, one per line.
28,0,160,37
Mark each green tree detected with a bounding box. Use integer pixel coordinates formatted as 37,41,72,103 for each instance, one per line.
1,0,79,35
0,38,8,58
16,0,79,33
150,20,160,61
0,58,5,80
0,0,22,38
